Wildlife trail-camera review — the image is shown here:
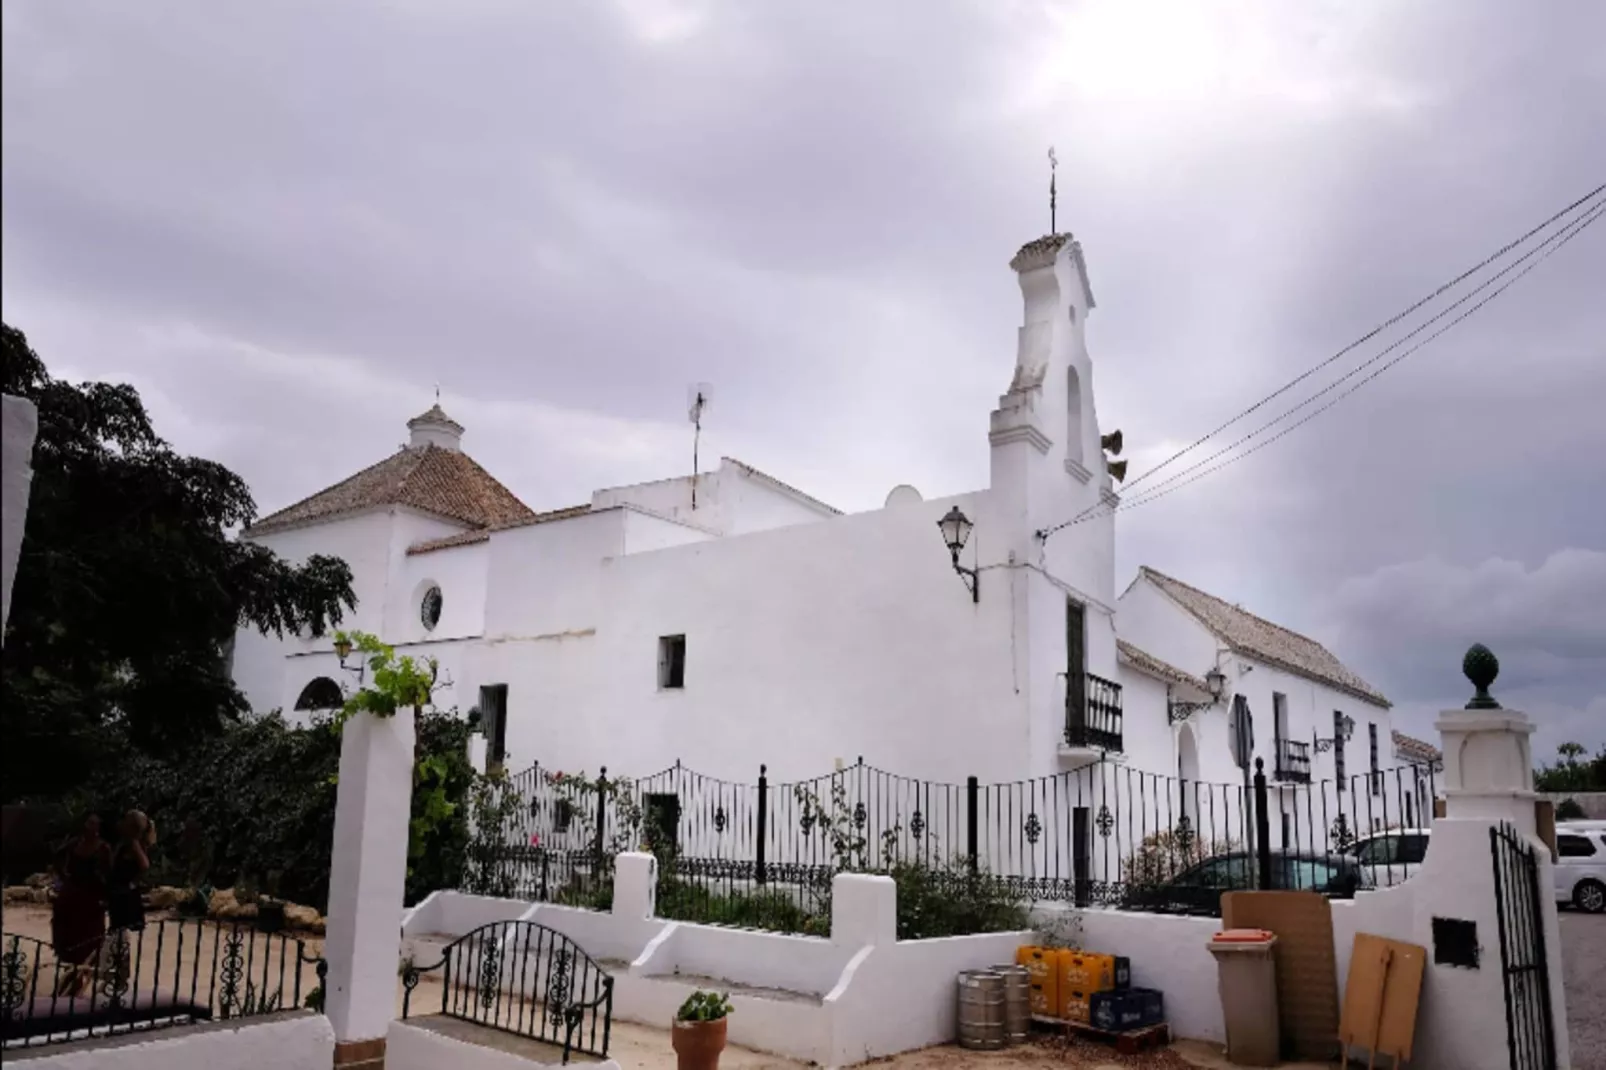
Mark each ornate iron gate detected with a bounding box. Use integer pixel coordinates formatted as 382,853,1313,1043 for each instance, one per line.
1490,822,1558,1070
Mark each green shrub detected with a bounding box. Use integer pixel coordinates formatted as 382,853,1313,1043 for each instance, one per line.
1556,797,1586,821
655,876,829,936
66,709,485,911
887,857,1030,940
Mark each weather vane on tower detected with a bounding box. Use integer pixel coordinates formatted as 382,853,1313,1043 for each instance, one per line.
1048,146,1058,235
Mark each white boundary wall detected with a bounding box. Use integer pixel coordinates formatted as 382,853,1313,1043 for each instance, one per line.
367,681,1565,1069
387,1020,622,1070
12,1012,333,1070
400,856,1035,1067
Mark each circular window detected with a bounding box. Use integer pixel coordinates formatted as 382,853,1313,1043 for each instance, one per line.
420,585,443,631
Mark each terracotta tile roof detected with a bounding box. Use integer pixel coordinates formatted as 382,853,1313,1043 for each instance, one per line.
246,444,538,537
406,503,592,555
1117,639,1210,694
1139,566,1391,708
1393,731,1442,765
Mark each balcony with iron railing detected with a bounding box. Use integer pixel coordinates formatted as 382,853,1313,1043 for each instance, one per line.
1064,672,1124,753
1274,737,1312,784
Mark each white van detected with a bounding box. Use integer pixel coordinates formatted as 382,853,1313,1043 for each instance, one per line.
1556,822,1606,914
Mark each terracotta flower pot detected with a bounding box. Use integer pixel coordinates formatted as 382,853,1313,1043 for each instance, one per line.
671,1016,728,1070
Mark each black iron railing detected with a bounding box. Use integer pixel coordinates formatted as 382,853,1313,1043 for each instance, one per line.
464,755,1443,930
401,920,613,1063
1274,738,1312,783
1,920,322,1049
1066,672,1124,752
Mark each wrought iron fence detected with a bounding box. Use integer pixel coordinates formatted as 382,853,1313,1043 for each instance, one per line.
1,920,323,1049
401,919,613,1064
1490,822,1558,1070
464,754,1442,932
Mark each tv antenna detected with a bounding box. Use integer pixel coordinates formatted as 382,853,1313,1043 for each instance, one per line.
687,383,713,510
1048,146,1058,234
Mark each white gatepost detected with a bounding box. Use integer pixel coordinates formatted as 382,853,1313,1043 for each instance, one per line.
1423,645,1570,1070
323,709,417,1070
1,393,40,639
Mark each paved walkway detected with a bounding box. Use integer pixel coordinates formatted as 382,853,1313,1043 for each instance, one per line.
1562,911,1604,1070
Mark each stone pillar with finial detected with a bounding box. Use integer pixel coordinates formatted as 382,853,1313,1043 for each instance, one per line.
1434,643,1538,836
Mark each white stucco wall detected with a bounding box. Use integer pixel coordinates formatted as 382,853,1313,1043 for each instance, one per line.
386,512,487,643
232,510,398,713
224,237,1184,788
14,1013,334,1070
1116,573,1394,803
482,489,1030,783
593,460,835,539
387,1020,621,1070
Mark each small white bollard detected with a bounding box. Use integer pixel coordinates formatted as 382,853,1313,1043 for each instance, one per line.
831,872,897,948
612,852,658,919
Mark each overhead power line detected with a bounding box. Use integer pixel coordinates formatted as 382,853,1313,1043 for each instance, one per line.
1110,201,1606,508
1047,200,1603,533
1035,181,1606,542
1119,181,1606,496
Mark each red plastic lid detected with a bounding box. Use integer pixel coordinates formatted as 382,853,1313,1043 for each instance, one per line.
1212,928,1276,943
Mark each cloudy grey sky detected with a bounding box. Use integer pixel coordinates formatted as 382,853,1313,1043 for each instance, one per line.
4,0,1603,757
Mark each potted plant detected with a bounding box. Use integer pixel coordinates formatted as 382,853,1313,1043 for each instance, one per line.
672,991,732,1070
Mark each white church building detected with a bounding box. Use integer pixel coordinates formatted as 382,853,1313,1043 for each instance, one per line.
231,231,1429,811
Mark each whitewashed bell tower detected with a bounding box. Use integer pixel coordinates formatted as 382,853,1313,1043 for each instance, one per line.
987,156,1122,773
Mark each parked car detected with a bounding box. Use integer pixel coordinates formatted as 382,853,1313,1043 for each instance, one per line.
1344,828,1431,888
1125,851,1370,916
1555,823,1606,914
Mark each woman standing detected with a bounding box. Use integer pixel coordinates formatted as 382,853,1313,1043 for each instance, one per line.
50,814,110,994
106,810,155,934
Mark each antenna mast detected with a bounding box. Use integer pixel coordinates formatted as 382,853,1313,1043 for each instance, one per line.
1048,146,1058,235
687,383,713,510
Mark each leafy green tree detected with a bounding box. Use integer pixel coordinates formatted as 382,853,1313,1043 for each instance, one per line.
1,322,356,800
1535,741,1606,793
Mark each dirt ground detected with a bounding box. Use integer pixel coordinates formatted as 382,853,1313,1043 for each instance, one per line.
4,904,1334,1069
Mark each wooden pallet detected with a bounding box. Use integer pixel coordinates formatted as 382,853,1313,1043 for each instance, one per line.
1063,1019,1171,1055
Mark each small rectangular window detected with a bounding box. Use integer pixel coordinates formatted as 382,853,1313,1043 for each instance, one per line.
658,635,687,689
479,684,509,770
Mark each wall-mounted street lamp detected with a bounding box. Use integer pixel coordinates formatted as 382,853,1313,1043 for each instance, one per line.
937,506,979,603
1313,714,1356,754
332,635,366,688
1167,667,1228,724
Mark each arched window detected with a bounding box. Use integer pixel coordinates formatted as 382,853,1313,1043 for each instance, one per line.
1066,365,1085,465
295,677,343,712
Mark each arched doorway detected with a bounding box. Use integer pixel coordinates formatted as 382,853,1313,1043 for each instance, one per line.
1177,721,1201,824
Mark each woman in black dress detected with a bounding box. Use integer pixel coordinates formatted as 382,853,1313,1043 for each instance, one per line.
107,810,155,933
50,814,110,993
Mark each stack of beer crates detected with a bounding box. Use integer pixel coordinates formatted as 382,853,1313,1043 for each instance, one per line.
1013,945,1165,1034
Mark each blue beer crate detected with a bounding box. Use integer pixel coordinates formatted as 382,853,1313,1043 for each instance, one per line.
1087,987,1164,1033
